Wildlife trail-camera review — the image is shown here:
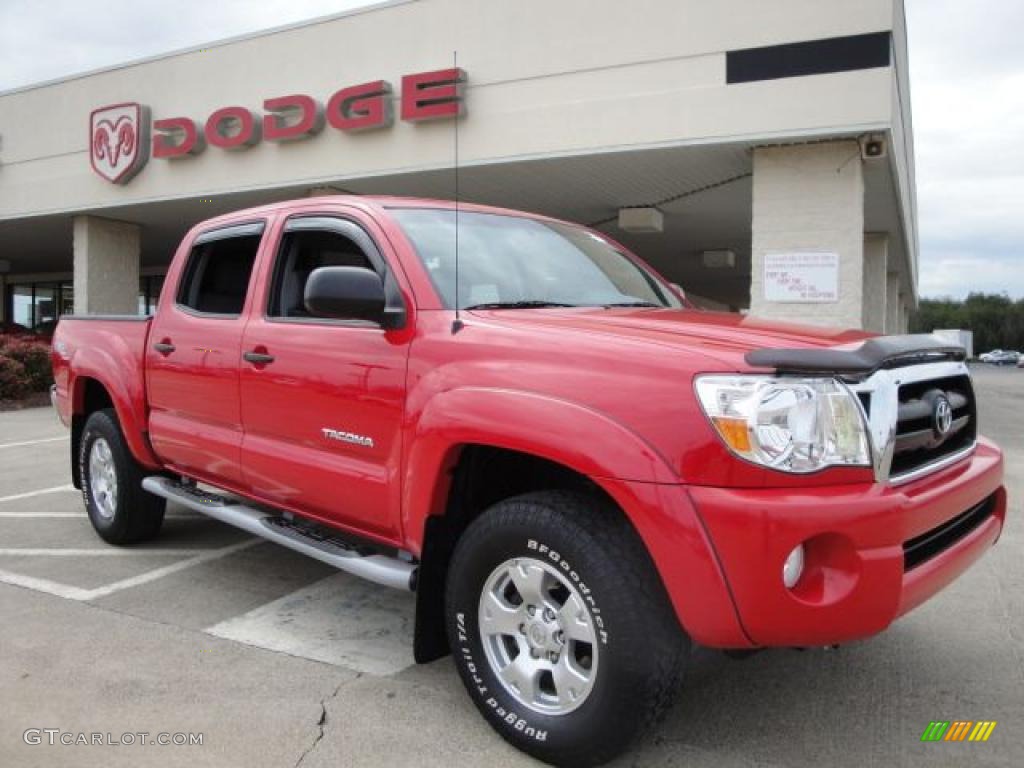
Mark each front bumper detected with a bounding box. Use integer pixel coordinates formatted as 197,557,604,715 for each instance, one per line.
688,438,1005,647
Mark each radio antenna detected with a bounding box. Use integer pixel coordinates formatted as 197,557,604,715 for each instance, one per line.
451,49,464,334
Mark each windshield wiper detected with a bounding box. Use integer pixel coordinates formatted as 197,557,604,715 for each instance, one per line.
463,301,579,310
601,301,662,308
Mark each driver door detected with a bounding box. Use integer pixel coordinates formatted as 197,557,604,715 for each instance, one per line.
238,215,411,541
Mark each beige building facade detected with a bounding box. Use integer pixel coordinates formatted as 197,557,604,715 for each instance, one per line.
0,0,918,332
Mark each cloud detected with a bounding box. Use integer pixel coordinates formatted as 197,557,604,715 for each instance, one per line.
920,254,1024,299
906,0,1024,299
0,0,377,91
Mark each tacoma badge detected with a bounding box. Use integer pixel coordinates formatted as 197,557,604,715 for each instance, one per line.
321,428,374,448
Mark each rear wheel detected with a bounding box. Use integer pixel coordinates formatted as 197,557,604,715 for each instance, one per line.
80,409,165,544
445,490,688,767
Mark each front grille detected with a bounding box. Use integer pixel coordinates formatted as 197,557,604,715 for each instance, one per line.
847,359,976,484
903,495,995,570
889,374,976,479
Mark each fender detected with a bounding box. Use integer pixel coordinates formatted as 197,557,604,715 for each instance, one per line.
401,386,679,546
403,386,753,654
70,344,161,470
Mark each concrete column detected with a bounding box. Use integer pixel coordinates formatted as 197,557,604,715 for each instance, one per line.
862,233,888,333
885,272,900,334
750,141,865,329
899,295,911,334
72,216,140,315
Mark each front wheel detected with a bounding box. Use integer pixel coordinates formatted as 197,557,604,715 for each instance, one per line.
80,408,165,544
445,490,688,767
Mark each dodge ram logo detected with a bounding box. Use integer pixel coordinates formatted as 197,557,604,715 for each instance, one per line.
89,103,150,184
933,395,953,437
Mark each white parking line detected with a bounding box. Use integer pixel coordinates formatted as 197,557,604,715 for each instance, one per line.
0,512,86,518
0,436,67,450
0,539,261,601
0,571,94,601
0,548,209,557
0,485,76,504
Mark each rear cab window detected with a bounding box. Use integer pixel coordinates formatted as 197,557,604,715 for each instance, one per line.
176,223,265,317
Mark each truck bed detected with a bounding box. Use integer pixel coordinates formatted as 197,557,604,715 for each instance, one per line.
51,315,154,472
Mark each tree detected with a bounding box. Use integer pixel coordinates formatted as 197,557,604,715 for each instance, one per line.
910,293,1024,353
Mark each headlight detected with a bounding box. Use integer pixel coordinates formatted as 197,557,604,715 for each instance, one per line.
694,375,870,473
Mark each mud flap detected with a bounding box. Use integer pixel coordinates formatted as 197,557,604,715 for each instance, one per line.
413,515,458,663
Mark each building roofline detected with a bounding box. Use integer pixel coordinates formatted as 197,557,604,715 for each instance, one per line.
0,0,417,98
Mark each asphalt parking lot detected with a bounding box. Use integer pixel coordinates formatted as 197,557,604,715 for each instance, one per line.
2,366,1022,767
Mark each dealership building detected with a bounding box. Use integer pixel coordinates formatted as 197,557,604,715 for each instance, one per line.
0,0,917,333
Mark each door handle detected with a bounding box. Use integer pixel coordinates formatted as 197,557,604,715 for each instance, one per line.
243,350,275,365
153,340,175,355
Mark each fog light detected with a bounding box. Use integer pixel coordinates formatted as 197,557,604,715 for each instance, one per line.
782,544,805,589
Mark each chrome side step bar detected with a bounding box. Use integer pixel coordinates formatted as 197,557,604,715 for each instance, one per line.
142,476,417,591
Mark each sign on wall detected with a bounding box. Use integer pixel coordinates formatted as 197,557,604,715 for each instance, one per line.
88,68,466,185
763,252,839,303
89,103,150,184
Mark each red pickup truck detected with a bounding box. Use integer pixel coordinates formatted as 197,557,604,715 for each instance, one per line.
51,196,1005,767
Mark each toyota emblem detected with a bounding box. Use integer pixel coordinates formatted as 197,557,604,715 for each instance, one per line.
933,396,953,437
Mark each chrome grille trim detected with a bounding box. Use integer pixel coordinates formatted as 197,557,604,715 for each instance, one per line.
846,361,975,484
888,443,976,486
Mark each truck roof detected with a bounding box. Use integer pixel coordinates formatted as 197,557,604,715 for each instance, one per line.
195,195,582,230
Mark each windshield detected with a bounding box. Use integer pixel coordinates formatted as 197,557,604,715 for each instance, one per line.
391,209,682,310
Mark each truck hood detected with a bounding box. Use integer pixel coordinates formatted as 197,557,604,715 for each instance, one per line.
469,307,871,369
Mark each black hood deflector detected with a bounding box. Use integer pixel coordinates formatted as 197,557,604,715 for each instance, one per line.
745,334,966,376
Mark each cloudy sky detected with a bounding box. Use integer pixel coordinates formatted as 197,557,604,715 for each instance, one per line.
1,0,1020,299
903,0,1024,298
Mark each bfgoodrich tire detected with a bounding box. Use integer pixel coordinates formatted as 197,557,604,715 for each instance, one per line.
445,490,688,767
80,408,165,545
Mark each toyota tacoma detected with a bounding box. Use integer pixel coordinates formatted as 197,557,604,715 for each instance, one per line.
51,196,1006,766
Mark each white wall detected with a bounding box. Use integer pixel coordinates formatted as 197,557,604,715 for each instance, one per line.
0,0,899,221
749,142,866,329
862,233,889,333
889,0,919,299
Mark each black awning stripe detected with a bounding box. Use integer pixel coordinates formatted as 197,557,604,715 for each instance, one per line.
727,31,892,85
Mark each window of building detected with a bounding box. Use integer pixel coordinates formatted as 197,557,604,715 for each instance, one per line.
268,228,375,318
60,284,74,316
34,284,58,334
10,284,34,329
139,275,165,316
177,233,262,316
5,281,68,334
4,274,167,332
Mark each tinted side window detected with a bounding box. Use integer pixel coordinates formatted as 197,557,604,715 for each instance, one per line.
177,234,262,316
268,230,374,318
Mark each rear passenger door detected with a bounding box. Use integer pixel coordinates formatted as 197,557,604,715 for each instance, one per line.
238,215,411,541
146,222,266,488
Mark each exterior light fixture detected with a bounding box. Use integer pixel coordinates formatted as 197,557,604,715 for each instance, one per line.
618,207,664,233
702,250,736,269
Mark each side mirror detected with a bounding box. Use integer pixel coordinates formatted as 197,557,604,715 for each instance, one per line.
304,266,386,322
